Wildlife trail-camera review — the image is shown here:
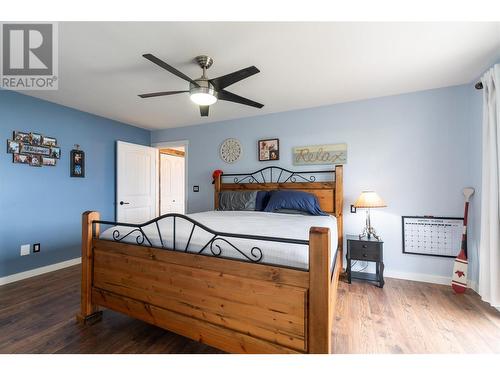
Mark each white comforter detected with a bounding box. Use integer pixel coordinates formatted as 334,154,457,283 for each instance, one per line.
100,211,338,270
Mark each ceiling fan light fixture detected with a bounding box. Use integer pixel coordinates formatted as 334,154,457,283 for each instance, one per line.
190,91,217,106
189,83,217,106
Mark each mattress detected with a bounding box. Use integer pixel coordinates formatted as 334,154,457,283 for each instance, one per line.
100,210,338,270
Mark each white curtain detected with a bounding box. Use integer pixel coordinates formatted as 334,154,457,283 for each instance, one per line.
479,64,500,308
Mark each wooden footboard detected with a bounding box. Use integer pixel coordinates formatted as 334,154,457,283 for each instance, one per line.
77,211,342,354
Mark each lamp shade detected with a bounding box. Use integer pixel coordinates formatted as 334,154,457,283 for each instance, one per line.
354,191,387,208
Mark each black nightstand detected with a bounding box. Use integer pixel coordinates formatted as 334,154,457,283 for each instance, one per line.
346,234,384,288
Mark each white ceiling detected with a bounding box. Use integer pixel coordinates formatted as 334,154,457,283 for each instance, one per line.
22,22,500,130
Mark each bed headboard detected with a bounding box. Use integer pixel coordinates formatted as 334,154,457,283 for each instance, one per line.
214,165,344,251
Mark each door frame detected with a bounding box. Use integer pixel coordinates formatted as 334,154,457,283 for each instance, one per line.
152,140,189,214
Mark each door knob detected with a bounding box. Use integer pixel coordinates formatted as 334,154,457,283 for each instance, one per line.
119,201,130,205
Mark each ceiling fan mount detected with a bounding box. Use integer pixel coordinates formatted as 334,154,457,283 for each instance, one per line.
139,53,263,117
194,55,214,71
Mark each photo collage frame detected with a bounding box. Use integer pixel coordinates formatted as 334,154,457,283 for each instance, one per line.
7,131,60,167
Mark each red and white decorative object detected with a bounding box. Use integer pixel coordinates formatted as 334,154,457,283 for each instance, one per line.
451,187,474,294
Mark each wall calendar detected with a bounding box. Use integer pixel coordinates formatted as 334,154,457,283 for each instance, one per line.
402,216,463,258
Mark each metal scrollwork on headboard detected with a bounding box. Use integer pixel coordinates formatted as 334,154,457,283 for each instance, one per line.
95,214,308,265
221,166,335,184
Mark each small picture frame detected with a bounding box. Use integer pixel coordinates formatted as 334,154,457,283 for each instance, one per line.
70,148,85,177
258,138,280,161
42,136,57,147
42,157,56,166
7,140,20,154
30,133,42,146
30,155,42,167
13,131,30,143
13,153,30,164
50,147,61,159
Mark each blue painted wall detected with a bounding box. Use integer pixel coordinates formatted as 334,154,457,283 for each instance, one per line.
0,81,485,283
152,84,476,281
0,91,150,278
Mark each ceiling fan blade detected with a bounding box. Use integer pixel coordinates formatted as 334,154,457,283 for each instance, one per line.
209,66,260,90
200,105,209,117
143,54,199,87
138,90,188,98
217,90,264,109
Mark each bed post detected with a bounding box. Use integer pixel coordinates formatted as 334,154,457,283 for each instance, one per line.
335,165,343,270
76,211,102,324
214,173,222,210
308,227,331,353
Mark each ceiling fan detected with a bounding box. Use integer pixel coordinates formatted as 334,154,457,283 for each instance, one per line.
139,54,264,117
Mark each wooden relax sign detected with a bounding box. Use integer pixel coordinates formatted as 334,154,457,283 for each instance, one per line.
293,143,347,166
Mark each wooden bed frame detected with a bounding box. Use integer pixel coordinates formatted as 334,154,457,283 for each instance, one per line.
77,165,344,353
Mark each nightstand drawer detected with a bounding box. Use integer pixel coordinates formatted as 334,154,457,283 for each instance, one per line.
348,242,381,261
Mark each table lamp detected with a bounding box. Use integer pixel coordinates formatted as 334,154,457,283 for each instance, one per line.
354,191,387,241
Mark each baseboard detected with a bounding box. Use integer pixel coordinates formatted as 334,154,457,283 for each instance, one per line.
384,269,450,285
384,269,476,289
0,257,81,286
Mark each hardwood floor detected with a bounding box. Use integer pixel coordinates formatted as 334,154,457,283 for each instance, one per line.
0,265,499,354
334,276,500,353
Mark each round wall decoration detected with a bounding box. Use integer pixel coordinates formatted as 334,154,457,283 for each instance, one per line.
219,138,242,164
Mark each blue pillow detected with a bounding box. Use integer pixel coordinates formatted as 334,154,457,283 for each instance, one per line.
263,190,327,216
255,191,271,211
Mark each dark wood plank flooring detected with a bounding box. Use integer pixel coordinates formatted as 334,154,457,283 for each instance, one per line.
1,265,499,353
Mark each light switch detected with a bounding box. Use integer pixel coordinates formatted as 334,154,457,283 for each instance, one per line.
20,244,30,256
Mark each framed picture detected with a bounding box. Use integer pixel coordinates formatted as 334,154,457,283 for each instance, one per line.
8,130,61,168
42,157,56,166
70,149,85,177
30,133,42,146
258,138,279,161
50,147,61,159
13,131,30,143
30,155,42,167
13,153,30,164
42,136,57,147
7,140,20,154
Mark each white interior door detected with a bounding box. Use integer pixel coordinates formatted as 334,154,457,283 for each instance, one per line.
160,153,185,214
116,141,158,223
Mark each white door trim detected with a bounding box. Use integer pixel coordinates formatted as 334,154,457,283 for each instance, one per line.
152,140,189,214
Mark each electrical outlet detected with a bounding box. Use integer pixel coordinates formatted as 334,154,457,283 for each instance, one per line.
20,244,30,256
350,205,357,213
33,243,41,253
193,185,199,192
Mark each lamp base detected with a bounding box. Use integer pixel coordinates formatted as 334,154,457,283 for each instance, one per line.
358,226,381,241
358,208,381,241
